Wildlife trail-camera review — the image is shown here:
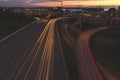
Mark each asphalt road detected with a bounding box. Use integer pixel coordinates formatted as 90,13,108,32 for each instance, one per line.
1,18,117,80
0,18,70,80
61,23,120,80
75,27,108,80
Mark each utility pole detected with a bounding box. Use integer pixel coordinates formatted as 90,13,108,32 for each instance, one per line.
61,0,63,8
60,0,63,14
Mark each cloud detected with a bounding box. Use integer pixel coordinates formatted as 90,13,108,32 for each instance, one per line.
32,1,61,7
26,0,32,3
0,0,11,1
32,0,120,7
0,0,119,7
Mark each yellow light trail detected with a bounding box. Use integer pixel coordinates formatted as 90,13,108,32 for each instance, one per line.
23,20,52,80
37,20,55,80
13,18,70,80
35,18,69,80
14,20,55,80
13,32,41,80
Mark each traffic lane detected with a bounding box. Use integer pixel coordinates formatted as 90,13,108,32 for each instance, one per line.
21,19,70,80
0,18,72,80
52,26,69,80
57,21,80,80
11,21,52,80
0,22,46,60
75,27,107,80
81,28,114,80
12,39,47,80
0,21,46,80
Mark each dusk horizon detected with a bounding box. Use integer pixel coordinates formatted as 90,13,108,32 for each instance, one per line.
0,0,120,80
0,0,120,7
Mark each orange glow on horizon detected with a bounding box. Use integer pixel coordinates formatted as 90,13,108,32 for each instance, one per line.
32,0,120,7
32,2,61,7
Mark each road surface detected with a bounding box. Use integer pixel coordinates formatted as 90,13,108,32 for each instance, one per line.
0,18,118,80
75,27,107,80
0,18,69,80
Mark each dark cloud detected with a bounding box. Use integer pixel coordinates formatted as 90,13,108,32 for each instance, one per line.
0,0,52,6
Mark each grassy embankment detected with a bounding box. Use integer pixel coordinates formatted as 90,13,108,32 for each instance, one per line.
0,7,33,39
91,26,120,76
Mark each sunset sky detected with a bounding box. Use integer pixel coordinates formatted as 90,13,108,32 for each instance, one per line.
0,0,119,7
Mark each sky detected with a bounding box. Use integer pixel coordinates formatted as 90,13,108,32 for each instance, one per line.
0,0,120,7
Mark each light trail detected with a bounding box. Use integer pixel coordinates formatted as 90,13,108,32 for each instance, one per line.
3,29,38,80
76,27,108,80
36,18,69,80
14,22,50,80
0,17,120,80
12,18,69,80
0,19,69,80
23,20,55,80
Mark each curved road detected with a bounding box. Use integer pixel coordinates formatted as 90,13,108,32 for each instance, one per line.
75,26,120,80
75,27,108,80
0,18,118,80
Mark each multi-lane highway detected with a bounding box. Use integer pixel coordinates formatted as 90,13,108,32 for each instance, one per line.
0,17,119,80
0,18,70,80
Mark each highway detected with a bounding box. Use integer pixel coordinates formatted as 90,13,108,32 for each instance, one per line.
0,17,119,80
75,27,108,80
0,18,69,80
